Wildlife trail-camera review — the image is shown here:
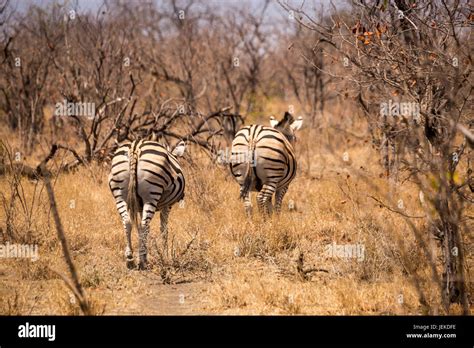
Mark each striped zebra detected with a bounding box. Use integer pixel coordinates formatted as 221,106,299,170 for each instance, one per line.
229,112,303,215
108,139,186,270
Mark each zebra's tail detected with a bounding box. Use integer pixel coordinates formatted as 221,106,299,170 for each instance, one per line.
239,140,255,200
127,140,141,230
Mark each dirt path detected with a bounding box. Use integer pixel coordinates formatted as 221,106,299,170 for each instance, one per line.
100,272,211,315
0,262,212,315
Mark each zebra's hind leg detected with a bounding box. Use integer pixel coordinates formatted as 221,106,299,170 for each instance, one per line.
122,214,134,269
115,196,135,269
138,203,157,270
257,184,276,216
160,206,170,258
274,185,289,214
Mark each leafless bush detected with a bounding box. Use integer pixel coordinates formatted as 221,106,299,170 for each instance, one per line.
280,0,472,313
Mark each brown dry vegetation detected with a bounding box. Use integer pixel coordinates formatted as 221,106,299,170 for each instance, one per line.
1,103,472,315
0,0,472,316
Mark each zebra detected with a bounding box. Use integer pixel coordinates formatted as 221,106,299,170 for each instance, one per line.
108,139,186,270
229,111,303,216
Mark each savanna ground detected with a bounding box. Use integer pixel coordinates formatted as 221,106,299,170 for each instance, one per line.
1,104,472,315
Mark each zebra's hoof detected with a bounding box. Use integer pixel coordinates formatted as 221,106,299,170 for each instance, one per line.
126,258,135,270
138,261,148,271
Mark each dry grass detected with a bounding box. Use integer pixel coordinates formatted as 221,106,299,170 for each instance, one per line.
0,109,472,315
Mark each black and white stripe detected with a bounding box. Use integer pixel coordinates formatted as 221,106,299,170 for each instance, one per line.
230,112,302,215
108,139,186,269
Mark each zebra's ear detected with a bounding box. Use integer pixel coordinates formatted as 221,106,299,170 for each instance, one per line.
290,116,303,131
269,115,278,128
172,141,186,157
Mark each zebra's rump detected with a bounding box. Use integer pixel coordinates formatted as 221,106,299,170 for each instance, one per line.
108,140,185,211
230,124,297,191
136,141,185,209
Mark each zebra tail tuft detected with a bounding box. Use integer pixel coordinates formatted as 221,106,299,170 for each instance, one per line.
239,140,255,200
127,140,141,230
